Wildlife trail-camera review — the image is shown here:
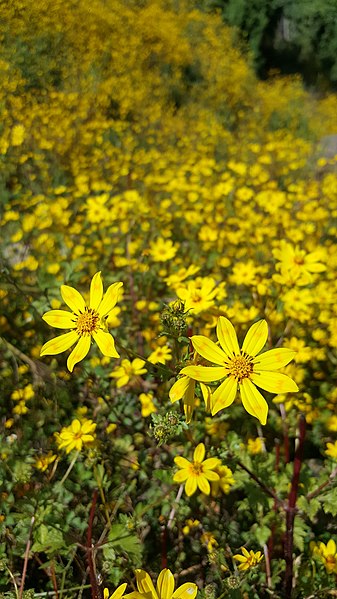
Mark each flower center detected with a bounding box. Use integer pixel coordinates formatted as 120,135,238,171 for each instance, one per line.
226,354,254,383
190,462,204,476
75,307,100,336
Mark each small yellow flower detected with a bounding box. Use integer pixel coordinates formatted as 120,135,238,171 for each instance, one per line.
313,540,337,574
211,465,235,496
110,358,147,387
181,317,298,425
56,419,96,454
13,401,28,415
128,568,197,599
233,547,263,571
182,519,200,535
148,345,172,365
34,452,57,472
40,272,123,372
325,441,337,460
201,531,218,552
139,392,157,417
173,443,220,496
247,437,264,455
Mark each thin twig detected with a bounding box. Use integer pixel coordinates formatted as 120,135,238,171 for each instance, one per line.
306,466,337,501
19,515,35,599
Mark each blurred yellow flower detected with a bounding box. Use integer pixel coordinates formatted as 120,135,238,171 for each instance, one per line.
56,418,96,454
325,441,337,460
313,539,337,574
173,443,220,496
110,358,147,387
34,452,57,472
234,547,263,571
139,392,157,417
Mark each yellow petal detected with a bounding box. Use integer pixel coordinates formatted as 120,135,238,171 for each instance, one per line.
173,469,190,483
185,477,197,496
169,376,191,402
98,282,123,317
211,377,237,416
156,569,174,599
40,331,79,356
241,320,268,357
216,317,240,356
93,330,120,358
174,456,191,469
67,336,91,372
200,383,212,411
180,365,226,382
202,458,220,471
203,470,220,481
173,583,197,599
90,271,103,310
240,379,268,425
61,285,86,313
135,570,158,599
110,584,127,599
193,443,205,463
251,371,299,394
191,335,227,365
197,476,210,495
254,348,296,370
42,310,76,329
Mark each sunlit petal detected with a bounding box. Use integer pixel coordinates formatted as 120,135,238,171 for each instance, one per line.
169,376,191,402
42,310,76,329
109,584,127,599
203,469,220,481
200,383,212,411
61,284,86,313
217,316,240,356
242,320,268,357
240,379,268,425
197,476,210,495
173,583,197,599
67,336,91,372
251,371,299,394
174,456,191,469
156,569,174,599
202,458,220,470
173,469,189,483
185,477,197,496
191,335,227,365
254,348,296,370
180,365,226,382
193,443,205,462
40,331,79,356
211,377,237,416
90,271,103,310
98,282,123,317
135,570,158,599
93,330,120,358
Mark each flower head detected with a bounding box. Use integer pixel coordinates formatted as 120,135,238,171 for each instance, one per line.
233,547,263,571
56,418,96,454
173,443,220,496
129,568,197,599
110,358,147,388
313,539,337,574
181,317,298,425
40,272,123,372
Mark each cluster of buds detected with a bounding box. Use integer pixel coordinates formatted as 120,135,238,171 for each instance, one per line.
160,300,188,337
150,411,187,445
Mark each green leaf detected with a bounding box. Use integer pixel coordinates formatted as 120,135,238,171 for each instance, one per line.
107,523,142,562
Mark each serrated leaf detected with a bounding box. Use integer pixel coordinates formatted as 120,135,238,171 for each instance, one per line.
107,523,142,561
321,487,337,516
297,496,321,520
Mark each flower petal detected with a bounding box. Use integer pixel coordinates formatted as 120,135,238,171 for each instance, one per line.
61,284,86,313
93,330,120,358
156,569,174,599
193,443,205,463
90,271,103,310
191,335,227,365
98,282,123,317
217,317,240,356
173,583,197,599
169,376,191,403
197,476,210,495
200,383,212,411
203,469,220,481
185,477,197,496
174,456,191,469
67,336,91,372
241,320,268,357
42,310,77,329
180,365,226,382
254,348,296,370
110,584,127,599
40,330,79,356
202,458,220,470
173,469,189,483
240,379,268,425
211,377,237,416
135,570,158,599
251,371,299,394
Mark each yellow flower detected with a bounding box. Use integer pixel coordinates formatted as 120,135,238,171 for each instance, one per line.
110,358,147,387
233,548,263,571
103,584,127,599
173,443,220,496
148,237,178,262
201,532,218,552
40,272,123,372
128,568,197,599
325,441,337,460
34,452,57,472
211,465,235,496
56,418,96,454
148,345,172,365
181,317,298,425
273,240,326,286
139,392,157,417
247,437,264,454
182,519,200,535
314,540,337,574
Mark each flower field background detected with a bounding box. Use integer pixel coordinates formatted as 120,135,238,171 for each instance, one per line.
1,1,337,598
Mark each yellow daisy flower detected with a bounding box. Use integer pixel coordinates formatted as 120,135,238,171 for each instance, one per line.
128,568,197,599
40,271,123,372
56,418,96,454
173,443,220,496
233,547,263,571
314,540,337,574
180,317,298,425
